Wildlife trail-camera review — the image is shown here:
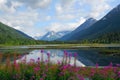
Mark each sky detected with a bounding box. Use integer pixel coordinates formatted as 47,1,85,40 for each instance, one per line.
0,0,120,37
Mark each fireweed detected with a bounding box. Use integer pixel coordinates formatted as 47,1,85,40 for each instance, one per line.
0,50,119,80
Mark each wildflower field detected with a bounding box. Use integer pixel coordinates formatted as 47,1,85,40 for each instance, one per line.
0,50,120,80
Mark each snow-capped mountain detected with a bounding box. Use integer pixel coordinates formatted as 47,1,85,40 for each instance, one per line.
36,31,71,41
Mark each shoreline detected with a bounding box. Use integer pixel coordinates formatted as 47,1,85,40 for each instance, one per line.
0,44,120,49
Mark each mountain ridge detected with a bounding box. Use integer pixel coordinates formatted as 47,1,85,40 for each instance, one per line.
0,22,33,44
38,30,71,41
58,4,120,43
59,18,97,41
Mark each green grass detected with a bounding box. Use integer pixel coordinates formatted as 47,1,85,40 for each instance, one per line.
1,43,120,49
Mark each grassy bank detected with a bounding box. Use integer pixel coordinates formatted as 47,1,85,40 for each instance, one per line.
1,43,120,49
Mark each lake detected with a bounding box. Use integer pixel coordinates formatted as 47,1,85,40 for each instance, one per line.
0,46,120,67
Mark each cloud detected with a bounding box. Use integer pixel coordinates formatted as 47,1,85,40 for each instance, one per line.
55,0,81,21
55,0,111,20
89,4,110,18
14,26,23,30
0,0,52,37
0,10,38,26
0,0,22,13
17,0,52,9
45,17,86,32
0,0,52,13
82,0,111,18
56,14,76,21
0,8,39,36
0,0,118,37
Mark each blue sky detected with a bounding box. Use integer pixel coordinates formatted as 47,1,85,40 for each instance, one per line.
0,0,120,37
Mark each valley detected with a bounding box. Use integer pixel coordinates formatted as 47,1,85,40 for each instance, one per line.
0,1,120,80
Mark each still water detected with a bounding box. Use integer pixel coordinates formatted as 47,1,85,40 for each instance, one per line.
0,47,120,66
16,47,120,67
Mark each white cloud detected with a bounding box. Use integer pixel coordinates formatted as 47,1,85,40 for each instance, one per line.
0,8,39,36
14,26,22,30
79,0,112,18
0,0,22,13
55,0,111,20
0,10,38,26
46,16,51,21
55,3,63,14
0,0,14,13
89,4,110,18
0,0,52,37
0,0,118,37
56,14,76,21
0,0,6,4
45,17,86,32
17,0,51,9
55,0,80,21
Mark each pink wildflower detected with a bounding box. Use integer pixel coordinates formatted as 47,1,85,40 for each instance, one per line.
45,60,48,63
74,53,78,57
38,57,40,60
64,50,68,56
30,59,35,63
47,53,50,57
118,71,120,77
57,60,61,65
34,67,40,73
90,68,95,77
63,65,68,70
32,76,35,79
95,63,99,68
40,78,44,80
41,49,44,53
109,62,113,67
116,64,120,67
77,75,85,80
43,74,47,78
69,53,72,57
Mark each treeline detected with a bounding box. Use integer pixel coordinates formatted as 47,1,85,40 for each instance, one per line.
0,37,65,45
91,32,120,43
0,32,120,45
58,32,120,44
78,32,120,44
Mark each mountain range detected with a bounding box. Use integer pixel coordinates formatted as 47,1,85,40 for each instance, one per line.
59,18,97,41
37,31,71,41
58,4,120,43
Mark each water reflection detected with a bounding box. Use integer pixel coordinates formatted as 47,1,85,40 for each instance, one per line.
17,50,85,67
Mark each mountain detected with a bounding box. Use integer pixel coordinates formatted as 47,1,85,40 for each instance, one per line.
0,22,33,44
15,30,33,39
59,4,120,43
59,18,97,41
34,36,42,40
39,31,71,41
